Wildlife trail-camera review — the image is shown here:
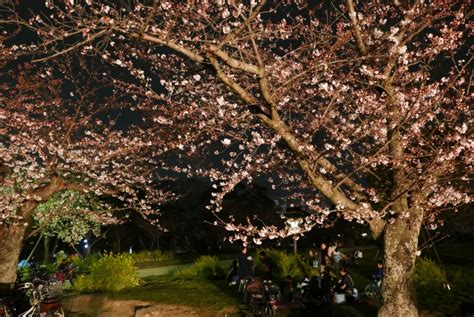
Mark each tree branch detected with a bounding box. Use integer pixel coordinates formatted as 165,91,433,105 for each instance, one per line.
208,46,263,76
133,32,205,63
32,29,108,63
346,0,367,55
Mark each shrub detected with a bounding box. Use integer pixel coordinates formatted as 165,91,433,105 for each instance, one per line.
73,253,139,292
172,256,225,280
72,254,100,274
130,250,174,263
414,258,449,308
255,248,316,282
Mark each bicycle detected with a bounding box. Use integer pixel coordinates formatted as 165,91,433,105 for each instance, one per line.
364,279,382,299
3,281,64,317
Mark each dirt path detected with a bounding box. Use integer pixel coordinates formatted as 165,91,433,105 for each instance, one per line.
63,294,241,317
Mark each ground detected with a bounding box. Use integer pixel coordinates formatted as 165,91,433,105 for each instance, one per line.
63,241,474,316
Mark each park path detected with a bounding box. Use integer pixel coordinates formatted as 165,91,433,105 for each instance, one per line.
137,259,233,278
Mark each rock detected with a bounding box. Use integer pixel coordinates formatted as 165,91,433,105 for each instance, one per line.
135,304,199,316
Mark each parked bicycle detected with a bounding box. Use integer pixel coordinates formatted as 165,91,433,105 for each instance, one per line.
364,279,382,299
0,280,64,317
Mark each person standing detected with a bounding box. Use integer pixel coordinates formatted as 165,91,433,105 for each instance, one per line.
258,251,274,281
307,248,319,269
319,242,328,271
238,247,254,292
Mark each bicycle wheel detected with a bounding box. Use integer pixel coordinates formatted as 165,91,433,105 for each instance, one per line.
364,284,377,298
45,308,64,317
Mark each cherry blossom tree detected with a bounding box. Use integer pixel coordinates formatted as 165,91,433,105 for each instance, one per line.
0,59,182,283
1,1,472,315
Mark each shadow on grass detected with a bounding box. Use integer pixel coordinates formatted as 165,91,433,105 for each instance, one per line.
208,276,378,317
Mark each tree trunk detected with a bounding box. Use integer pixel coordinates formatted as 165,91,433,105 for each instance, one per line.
43,235,50,263
379,208,424,317
0,225,27,284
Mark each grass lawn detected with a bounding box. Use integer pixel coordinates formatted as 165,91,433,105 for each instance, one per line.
71,242,474,316
110,274,379,316
110,275,246,315
135,253,239,269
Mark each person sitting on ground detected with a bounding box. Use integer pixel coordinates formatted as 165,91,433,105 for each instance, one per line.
258,251,274,281
226,259,239,286
333,267,354,302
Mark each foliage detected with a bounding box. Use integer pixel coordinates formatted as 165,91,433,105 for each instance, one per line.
34,190,106,244
17,262,57,283
130,250,174,263
413,257,451,311
71,254,101,275
73,253,139,292
255,248,316,282
172,256,225,281
414,257,447,294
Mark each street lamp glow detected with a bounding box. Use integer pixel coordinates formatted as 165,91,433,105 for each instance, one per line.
288,219,301,229
286,218,303,254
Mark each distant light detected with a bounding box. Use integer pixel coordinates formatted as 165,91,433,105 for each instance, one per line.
84,243,88,249
84,239,88,243
361,233,368,237
129,247,133,254
288,219,300,229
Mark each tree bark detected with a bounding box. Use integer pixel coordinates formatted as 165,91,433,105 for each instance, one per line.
379,207,424,317
0,225,28,284
43,235,50,263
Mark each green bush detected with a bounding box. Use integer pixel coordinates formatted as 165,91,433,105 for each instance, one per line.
73,253,139,292
72,254,100,274
414,258,449,309
255,248,316,283
130,250,174,263
414,258,447,292
172,256,225,280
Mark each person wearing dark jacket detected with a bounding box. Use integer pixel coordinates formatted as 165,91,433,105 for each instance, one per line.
334,267,353,294
238,247,254,292
259,251,274,281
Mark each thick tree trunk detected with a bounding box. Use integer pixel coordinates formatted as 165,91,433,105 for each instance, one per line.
379,208,424,317
0,225,27,284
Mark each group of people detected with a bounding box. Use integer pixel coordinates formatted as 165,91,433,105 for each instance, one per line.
309,241,384,303
226,243,384,305
226,248,273,287
307,241,355,271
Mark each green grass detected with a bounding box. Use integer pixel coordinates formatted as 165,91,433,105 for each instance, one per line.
135,252,239,269
110,275,245,314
